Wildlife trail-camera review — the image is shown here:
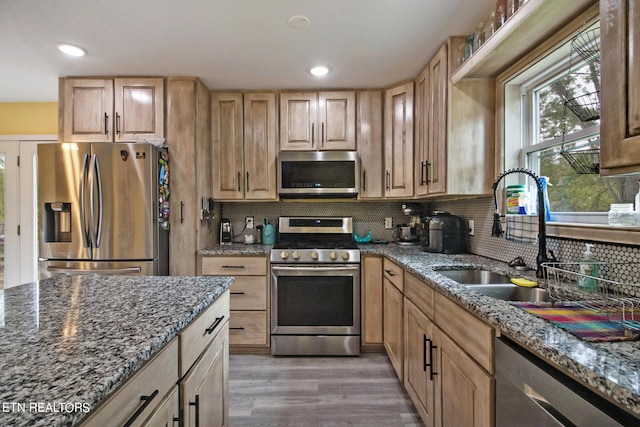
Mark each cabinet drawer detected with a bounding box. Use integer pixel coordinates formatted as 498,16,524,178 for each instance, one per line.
201,256,267,276
230,311,269,346
230,276,267,310
434,292,494,373
383,258,404,292
82,339,178,427
180,290,230,376
404,273,434,318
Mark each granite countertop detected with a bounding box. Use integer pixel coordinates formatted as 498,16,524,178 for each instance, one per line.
0,275,233,427
201,242,640,417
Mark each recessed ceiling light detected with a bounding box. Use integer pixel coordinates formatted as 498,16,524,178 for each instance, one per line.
288,15,311,30
57,43,86,57
310,66,329,77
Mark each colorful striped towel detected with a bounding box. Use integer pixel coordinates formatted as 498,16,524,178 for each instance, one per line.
513,302,639,342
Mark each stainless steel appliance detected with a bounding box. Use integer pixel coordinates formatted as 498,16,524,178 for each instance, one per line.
38,143,168,277
220,218,233,244
395,203,423,245
277,151,359,198
420,211,465,254
496,337,636,426
270,216,360,356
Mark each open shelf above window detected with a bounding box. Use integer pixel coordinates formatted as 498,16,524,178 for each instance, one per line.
451,0,596,84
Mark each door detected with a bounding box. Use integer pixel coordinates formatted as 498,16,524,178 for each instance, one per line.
384,82,414,198
91,143,156,261
357,91,384,199
37,142,92,261
244,93,277,200
428,44,448,195
211,93,244,200
114,78,164,142
318,91,356,150
0,142,17,288
383,278,404,380
279,92,317,150
62,78,114,142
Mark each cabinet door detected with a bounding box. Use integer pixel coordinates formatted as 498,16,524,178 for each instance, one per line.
141,386,179,427
404,299,437,427
437,329,492,427
361,255,383,346
415,66,430,197
427,44,447,195
61,78,114,142
244,93,277,200
212,93,245,200
114,78,164,142
182,324,229,427
383,278,404,380
357,91,384,199
600,0,640,174
318,91,356,150
279,92,317,150
384,82,414,198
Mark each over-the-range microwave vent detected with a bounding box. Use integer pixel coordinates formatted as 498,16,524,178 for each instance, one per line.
278,151,359,198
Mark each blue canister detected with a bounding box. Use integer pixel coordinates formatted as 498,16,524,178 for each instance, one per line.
262,218,276,245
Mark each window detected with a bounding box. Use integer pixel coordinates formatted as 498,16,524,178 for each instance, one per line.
505,20,639,224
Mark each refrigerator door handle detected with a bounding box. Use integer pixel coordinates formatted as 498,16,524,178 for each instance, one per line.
47,266,142,275
80,154,91,248
89,154,104,248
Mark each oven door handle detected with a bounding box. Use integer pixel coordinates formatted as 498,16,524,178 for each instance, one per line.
271,265,360,273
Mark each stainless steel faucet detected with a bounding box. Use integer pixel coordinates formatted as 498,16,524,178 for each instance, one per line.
492,168,557,278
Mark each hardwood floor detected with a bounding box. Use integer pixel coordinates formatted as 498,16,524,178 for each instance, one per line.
229,352,423,426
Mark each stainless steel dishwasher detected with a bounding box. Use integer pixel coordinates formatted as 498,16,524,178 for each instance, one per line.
495,337,638,426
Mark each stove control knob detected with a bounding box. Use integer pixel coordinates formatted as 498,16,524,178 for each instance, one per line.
342,252,350,261
292,251,300,260
280,251,289,260
311,251,319,260
330,251,337,260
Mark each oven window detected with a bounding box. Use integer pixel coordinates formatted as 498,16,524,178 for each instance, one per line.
277,276,354,326
281,161,355,189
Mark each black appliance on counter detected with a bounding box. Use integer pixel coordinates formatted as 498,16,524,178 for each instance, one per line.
270,216,360,356
420,212,465,254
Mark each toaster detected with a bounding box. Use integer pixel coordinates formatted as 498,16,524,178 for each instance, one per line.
420,212,465,254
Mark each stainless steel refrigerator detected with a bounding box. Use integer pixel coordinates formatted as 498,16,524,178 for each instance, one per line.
37,143,169,277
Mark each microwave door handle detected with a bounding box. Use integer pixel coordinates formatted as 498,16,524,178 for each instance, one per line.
272,266,360,273
80,154,91,248
311,123,315,147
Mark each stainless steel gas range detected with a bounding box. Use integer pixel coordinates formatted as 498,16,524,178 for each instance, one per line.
270,216,360,356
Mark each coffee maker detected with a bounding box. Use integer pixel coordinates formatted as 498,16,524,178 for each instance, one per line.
220,218,233,245
395,203,423,245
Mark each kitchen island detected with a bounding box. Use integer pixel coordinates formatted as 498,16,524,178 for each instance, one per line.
203,242,640,419
0,275,233,426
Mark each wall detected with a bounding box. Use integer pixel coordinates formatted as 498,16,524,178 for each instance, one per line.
0,103,57,135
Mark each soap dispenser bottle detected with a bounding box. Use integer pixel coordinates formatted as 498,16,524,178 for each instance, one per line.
578,243,599,293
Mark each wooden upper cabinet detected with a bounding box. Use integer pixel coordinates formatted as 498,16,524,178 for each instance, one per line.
600,0,640,174
60,77,164,143
212,92,278,201
427,44,448,196
280,91,355,151
415,66,430,197
384,82,414,198
357,90,384,199
212,93,245,200
243,93,277,200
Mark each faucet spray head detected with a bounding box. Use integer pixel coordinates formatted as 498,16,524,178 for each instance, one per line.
491,213,503,237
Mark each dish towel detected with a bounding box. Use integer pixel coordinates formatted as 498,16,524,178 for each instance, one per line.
505,214,538,245
513,302,640,342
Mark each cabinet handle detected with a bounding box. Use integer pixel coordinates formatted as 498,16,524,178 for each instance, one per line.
123,389,159,427
384,269,395,276
172,409,182,427
221,265,246,269
385,171,390,191
420,161,426,185
425,161,431,184
189,394,200,427
231,291,246,295
322,122,325,146
180,201,184,224
246,171,250,192
104,113,109,135
311,123,315,147
362,170,367,192
115,112,121,135
230,327,246,330
425,336,438,381
237,171,241,191
205,315,225,335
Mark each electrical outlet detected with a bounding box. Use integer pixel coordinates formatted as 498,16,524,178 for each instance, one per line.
384,217,393,229
245,216,254,229
468,220,475,236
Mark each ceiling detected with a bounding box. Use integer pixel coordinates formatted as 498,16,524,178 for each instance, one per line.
0,0,496,102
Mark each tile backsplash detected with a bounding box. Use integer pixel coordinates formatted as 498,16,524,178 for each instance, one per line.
219,197,640,269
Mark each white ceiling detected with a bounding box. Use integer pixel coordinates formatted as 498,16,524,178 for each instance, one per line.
0,0,496,102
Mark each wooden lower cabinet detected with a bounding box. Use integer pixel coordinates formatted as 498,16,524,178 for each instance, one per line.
361,255,383,347
383,278,404,380
181,324,229,427
141,386,179,426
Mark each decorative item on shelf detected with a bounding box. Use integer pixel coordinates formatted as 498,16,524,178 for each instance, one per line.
495,0,507,31
463,34,474,62
559,145,600,175
564,92,601,122
353,230,372,243
571,26,600,64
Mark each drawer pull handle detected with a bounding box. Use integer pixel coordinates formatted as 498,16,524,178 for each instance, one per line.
172,411,182,427
205,316,225,335
231,291,246,295
384,269,396,276
230,327,245,330
222,265,246,269
425,336,438,381
123,389,159,427
189,394,200,427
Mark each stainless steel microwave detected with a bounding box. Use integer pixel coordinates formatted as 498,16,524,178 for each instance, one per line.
278,151,359,197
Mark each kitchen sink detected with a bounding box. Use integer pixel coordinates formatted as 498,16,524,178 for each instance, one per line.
438,269,513,285
437,268,550,302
